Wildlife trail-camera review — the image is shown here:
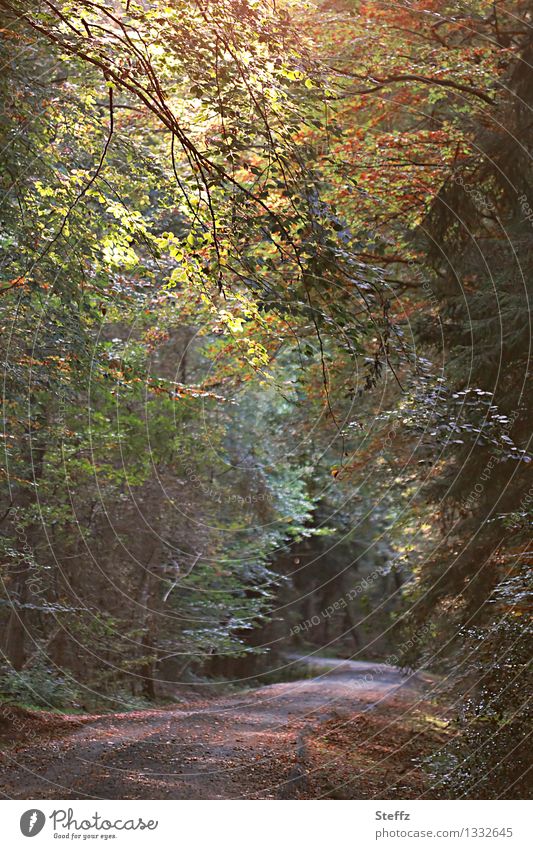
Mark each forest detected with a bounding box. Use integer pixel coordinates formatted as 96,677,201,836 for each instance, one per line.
0,0,531,801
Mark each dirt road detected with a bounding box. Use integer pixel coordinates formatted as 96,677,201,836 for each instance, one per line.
0,657,430,800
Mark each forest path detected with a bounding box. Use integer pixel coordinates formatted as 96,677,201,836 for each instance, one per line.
0,657,426,799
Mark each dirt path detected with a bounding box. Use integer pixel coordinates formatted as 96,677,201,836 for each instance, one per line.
0,658,432,800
